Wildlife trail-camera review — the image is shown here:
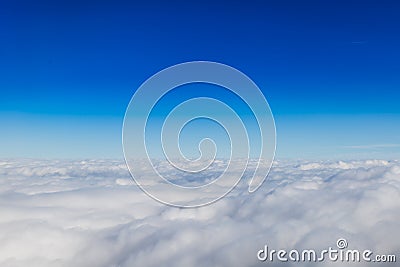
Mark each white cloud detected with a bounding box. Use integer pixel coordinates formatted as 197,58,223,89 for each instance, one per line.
0,158,399,266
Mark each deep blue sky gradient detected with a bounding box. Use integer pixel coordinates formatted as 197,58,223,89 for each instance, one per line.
1,0,399,158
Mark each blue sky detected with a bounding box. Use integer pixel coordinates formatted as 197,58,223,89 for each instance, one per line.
1,0,400,159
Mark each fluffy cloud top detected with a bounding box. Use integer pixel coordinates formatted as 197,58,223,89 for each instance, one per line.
0,158,399,266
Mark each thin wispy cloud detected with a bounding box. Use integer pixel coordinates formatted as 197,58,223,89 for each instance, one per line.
343,144,400,149
351,40,368,44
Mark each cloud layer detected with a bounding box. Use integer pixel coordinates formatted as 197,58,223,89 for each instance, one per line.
0,158,399,266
